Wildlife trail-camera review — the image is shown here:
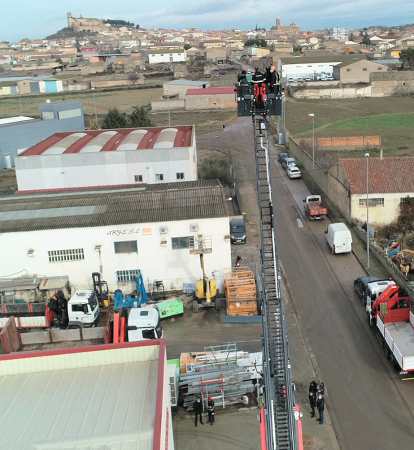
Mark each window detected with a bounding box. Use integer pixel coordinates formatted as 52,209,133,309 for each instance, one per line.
114,241,138,254
363,68,367,71
359,198,384,207
58,108,81,120
134,175,143,182
155,174,164,181
72,304,84,312
176,172,184,180
172,236,192,249
48,248,84,262
116,269,140,282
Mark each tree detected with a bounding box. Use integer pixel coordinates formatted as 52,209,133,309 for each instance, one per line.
184,44,192,50
75,39,81,52
55,57,63,65
127,106,153,127
199,157,232,184
101,107,127,129
89,119,99,130
400,47,414,69
361,33,371,46
244,39,267,47
128,72,139,85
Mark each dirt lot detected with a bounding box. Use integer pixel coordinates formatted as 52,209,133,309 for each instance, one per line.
0,169,17,195
286,96,414,153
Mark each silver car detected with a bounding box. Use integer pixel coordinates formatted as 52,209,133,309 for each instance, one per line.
282,157,296,170
287,166,302,179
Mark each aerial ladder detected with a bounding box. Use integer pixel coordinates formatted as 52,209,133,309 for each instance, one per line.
236,79,303,450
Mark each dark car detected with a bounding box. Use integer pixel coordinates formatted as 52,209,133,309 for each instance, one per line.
205,73,212,78
230,217,247,244
278,152,288,163
354,276,379,300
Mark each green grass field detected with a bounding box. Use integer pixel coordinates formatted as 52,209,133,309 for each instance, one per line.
286,97,414,153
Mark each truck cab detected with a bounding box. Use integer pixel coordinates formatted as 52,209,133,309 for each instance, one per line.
364,280,394,313
127,308,163,341
67,290,100,328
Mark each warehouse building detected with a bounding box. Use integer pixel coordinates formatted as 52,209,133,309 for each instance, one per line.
0,180,231,293
15,126,197,192
0,340,173,449
0,101,85,169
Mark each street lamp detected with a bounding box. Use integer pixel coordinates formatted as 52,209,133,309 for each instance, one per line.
166,88,171,126
91,87,98,127
308,113,315,192
365,153,370,268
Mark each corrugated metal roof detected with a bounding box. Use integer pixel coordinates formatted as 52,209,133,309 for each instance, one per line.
0,180,228,233
0,344,159,449
166,80,208,86
20,126,193,157
186,87,235,95
340,157,414,195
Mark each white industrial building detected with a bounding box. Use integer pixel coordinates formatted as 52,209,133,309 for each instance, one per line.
148,48,186,63
278,55,367,80
0,340,173,450
15,126,197,192
0,180,231,293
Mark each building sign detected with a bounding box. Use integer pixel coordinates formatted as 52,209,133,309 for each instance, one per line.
107,227,152,237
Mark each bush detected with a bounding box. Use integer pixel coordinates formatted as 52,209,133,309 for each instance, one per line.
199,157,232,184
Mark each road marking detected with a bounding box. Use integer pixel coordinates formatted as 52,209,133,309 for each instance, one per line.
297,218,304,228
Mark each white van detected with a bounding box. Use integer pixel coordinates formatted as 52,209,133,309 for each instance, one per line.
325,223,352,254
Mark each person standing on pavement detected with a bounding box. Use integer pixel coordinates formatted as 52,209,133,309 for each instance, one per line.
316,393,325,425
193,397,204,427
207,396,215,425
309,380,317,418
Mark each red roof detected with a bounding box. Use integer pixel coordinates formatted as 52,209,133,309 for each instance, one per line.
20,126,193,157
186,87,235,95
340,157,414,195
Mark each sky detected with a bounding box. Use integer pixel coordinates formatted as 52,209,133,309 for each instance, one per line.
0,0,412,42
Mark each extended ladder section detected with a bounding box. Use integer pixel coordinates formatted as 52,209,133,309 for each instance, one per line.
254,116,299,450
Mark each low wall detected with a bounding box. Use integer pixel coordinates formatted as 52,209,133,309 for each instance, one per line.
297,136,381,148
91,79,144,89
0,318,21,353
151,98,185,111
20,327,105,346
291,85,372,99
185,94,236,110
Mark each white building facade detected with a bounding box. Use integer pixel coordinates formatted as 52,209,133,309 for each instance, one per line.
0,181,231,293
15,126,197,192
148,49,186,63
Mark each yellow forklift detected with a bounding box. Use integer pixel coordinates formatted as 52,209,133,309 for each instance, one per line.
190,235,219,312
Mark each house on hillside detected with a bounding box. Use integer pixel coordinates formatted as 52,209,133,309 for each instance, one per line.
329,156,414,226
332,59,388,83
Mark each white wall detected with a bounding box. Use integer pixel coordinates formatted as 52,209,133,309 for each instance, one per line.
16,146,197,191
149,51,186,64
0,217,231,294
351,192,414,226
279,61,341,78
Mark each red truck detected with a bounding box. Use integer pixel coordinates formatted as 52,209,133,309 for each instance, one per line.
368,284,414,373
303,195,328,220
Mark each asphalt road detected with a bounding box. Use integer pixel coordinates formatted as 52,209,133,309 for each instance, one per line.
198,117,414,450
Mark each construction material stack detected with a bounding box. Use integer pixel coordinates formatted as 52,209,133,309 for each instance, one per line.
224,266,258,316
179,343,262,409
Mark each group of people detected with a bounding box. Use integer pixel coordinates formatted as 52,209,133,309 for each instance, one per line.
237,66,281,109
309,380,325,425
193,396,215,427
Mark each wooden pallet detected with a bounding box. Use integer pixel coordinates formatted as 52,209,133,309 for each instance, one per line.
224,267,258,316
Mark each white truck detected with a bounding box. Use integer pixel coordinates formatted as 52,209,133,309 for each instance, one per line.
363,279,394,309
0,289,100,330
127,307,164,342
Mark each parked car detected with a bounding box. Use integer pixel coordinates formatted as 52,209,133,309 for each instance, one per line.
279,153,290,165
230,217,247,244
282,157,297,170
205,73,212,78
247,69,252,74
305,77,312,82
214,73,220,77
327,76,334,81
287,166,302,179
287,77,294,83
354,276,379,300
278,152,288,163
296,77,303,82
